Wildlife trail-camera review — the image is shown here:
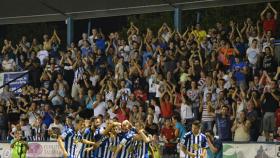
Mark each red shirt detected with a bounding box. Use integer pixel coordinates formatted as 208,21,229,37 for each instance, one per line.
263,18,276,34
161,127,176,147
275,108,280,127
160,101,173,118
115,108,130,122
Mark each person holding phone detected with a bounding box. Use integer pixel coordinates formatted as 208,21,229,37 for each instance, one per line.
205,130,223,158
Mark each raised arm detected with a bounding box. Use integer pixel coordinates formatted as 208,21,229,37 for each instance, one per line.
236,24,244,42
260,4,270,21
268,3,277,20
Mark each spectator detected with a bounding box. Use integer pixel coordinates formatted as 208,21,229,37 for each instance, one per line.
205,130,223,158
112,100,130,122
260,80,280,141
161,119,177,158
2,54,16,71
231,110,251,141
260,3,278,35
48,116,64,140
160,90,174,119
216,105,232,141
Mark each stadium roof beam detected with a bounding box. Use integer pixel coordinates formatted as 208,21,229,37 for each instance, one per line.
0,0,278,25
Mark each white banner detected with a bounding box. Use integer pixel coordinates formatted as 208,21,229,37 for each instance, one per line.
223,143,280,158
0,142,64,158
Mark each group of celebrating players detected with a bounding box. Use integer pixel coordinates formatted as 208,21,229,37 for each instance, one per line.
56,116,155,158
56,115,208,158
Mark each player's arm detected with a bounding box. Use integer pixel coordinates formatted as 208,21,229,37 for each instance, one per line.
138,129,151,143
180,143,196,157
57,136,68,158
113,144,124,158
10,139,19,148
200,148,206,158
81,139,96,146
101,122,121,136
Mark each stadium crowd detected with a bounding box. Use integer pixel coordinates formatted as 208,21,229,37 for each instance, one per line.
0,2,279,158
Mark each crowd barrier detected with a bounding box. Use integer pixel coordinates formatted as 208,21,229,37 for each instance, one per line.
0,141,280,158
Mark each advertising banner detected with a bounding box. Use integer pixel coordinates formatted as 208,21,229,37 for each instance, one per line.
1,141,280,158
0,71,28,94
223,143,280,158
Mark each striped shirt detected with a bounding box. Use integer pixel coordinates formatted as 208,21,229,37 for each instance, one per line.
93,127,106,158
80,128,94,158
201,103,215,122
117,128,137,158
180,131,207,158
103,134,121,158
133,140,149,158
61,128,82,158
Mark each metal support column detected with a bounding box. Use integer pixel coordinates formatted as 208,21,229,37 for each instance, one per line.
87,19,92,36
174,7,182,33
66,17,74,47
196,12,200,24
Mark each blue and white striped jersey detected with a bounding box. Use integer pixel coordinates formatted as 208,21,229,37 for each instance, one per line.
117,129,137,158
103,134,121,158
133,140,149,158
61,128,82,158
80,127,94,158
92,127,106,158
180,131,208,158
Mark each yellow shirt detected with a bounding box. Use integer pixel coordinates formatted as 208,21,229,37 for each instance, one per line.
191,30,207,44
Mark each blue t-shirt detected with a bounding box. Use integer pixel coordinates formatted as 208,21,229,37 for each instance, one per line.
206,138,223,158
96,39,106,51
216,114,231,141
80,47,92,57
232,62,246,82
175,122,186,139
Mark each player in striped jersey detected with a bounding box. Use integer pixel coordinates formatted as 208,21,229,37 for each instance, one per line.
180,120,207,158
113,120,137,158
87,117,121,158
80,119,95,158
102,121,122,158
133,122,152,158
57,117,96,158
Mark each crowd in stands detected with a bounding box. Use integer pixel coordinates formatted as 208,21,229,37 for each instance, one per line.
0,2,279,157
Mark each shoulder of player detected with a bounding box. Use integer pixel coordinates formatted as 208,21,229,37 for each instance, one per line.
182,131,192,138
199,133,207,139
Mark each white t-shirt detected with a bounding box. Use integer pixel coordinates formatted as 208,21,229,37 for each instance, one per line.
181,103,193,120
21,124,32,137
90,75,99,87
153,105,161,123
107,108,117,119
93,101,107,117
48,123,64,140
28,111,39,126
148,76,157,93
37,50,49,65
246,47,260,65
